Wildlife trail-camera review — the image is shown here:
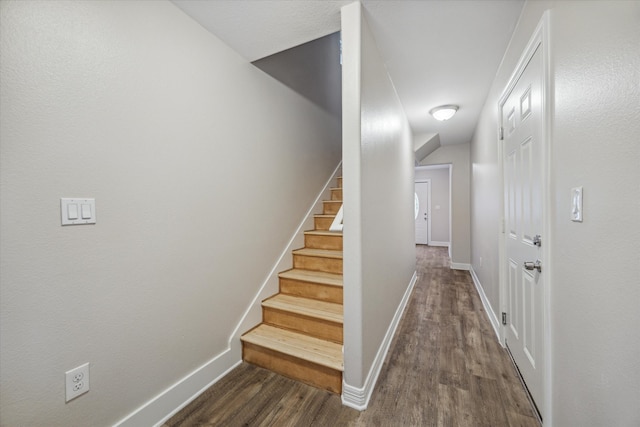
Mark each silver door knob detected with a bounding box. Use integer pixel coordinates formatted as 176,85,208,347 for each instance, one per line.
524,260,542,272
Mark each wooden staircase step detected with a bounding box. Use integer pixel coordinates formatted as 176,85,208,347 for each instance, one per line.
292,248,343,259
262,294,343,343
322,200,342,215
314,214,335,230
330,188,342,201
304,230,343,250
337,177,342,188
279,269,343,304
292,248,343,274
279,268,343,287
241,324,343,393
263,294,343,324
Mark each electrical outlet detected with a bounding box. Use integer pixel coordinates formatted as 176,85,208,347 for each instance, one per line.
65,363,90,402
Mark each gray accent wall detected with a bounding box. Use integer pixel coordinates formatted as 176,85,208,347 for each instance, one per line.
252,32,342,119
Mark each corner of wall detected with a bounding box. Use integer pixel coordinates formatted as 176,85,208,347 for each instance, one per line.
342,271,417,411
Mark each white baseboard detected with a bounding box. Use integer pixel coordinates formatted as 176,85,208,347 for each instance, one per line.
469,267,501,341
342,271,418,411
114,163,343,427
428,241,449,247
450,262,471,270
114,351,241,427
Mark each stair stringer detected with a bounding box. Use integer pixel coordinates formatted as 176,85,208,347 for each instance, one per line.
228,162,342,358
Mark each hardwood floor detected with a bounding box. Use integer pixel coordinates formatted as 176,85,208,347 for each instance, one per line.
164,246,539,426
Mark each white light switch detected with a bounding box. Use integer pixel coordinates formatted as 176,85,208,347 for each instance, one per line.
571,187,583,222
81,204,92,219
61,198,96,225
67,204,79,220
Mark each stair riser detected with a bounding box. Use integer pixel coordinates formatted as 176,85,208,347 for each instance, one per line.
293,254,343,274
264,309,343,344
304,234,343,250
242,342,342,394
314,216,334,230
331,189,342,201
279,278,343,304
337,177,342,188
323,201,341,215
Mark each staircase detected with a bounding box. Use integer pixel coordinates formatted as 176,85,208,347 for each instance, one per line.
241,177,343,393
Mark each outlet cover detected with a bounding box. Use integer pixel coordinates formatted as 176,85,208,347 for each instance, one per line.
65,363,90,402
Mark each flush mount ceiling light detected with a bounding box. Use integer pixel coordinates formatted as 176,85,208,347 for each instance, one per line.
429,105,459,121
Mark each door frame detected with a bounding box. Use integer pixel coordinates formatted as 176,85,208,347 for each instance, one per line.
497,11,552,425
414,179,431,245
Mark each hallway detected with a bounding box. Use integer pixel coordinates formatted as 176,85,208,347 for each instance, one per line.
165,246,538,426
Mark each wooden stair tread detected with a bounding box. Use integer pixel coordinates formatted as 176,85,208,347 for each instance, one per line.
279,269,343,287
292,248,343,259
263,294,343,323
304,230,342,237
242,324,343,371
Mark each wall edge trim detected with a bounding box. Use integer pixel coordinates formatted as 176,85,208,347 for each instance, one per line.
469,266,501,342
342,270,418,411
427,241,450,247
113,350,240,427
450,262,471,270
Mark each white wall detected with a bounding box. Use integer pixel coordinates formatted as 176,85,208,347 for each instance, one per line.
415,166,450,244
420,144,471,267
341,1,416,404
0,1,341,426
470,1,640,425
549,2,640,425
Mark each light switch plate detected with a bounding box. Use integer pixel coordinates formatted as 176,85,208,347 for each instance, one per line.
61,198,96,225
571,187,583,222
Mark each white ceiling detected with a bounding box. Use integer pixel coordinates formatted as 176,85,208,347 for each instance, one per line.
172,0,524,146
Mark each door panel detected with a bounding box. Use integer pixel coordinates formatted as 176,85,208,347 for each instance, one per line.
502,44,544,417
415,182,429,244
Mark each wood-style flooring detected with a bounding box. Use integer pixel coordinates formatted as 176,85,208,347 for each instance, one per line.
164,246,539,426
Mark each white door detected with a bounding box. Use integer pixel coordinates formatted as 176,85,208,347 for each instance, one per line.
502,44,544,417
415,181,430,244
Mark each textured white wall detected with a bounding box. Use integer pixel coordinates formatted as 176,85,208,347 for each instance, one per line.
415,166,450,244
549,2,640,425
0,1,341,425
341,2,415,391
359,8,416,383
470,1,640,425
420,144,471,266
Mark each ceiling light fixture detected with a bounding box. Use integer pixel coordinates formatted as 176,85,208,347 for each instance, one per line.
429,105,459,121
